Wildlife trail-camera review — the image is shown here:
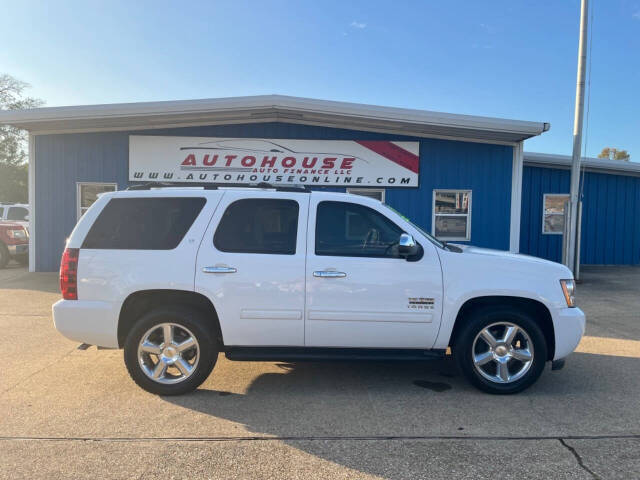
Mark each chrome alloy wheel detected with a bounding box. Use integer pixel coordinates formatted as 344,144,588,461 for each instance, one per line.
137,323,200,384
472,322,534,384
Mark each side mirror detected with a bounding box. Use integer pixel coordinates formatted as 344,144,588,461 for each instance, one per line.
398,233,418,257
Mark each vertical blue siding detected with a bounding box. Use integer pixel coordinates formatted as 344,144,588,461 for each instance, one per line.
579,171,640,265
520,165,640,265
35,133,131,272
34,123,513,271
519,166,570,262
386,140,512,252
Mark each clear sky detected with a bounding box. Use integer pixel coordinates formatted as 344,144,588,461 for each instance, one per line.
1,0,638,158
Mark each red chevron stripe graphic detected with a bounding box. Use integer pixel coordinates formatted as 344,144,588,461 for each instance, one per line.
355,140,419,174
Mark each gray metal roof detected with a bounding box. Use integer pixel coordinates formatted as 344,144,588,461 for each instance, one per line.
0,94,549,142
524,152,640,176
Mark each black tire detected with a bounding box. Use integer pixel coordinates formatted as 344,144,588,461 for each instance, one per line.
452,306,548,394
124,306,218,395
0,243,9,269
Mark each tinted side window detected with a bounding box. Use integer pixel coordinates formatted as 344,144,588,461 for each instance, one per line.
214,199,299,255
82,197,206,249
7,207,28,221
315,201,403,257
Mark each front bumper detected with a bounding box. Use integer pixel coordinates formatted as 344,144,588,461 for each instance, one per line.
52,299,120,348
553,307,586,360
7,243,28,256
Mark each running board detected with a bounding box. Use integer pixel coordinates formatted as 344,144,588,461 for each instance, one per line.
224,347,446,362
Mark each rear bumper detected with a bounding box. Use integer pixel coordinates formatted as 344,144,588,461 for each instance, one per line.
552,307,586,360
7,243,28,256
52,299,120,348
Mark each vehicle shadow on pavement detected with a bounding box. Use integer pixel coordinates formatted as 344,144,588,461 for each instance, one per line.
163,358,465,478
160,351,640,479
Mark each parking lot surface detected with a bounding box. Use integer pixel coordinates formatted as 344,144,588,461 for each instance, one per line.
1,264,639,479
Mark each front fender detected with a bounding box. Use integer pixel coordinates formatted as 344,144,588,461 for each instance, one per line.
432,248,571,350
433,288,557,349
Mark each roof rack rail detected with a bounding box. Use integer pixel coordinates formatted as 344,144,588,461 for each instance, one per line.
126,182,311,193
255,182,311,193
126,182,218,191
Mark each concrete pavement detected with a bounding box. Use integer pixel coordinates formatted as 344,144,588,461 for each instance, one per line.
1,263,639,479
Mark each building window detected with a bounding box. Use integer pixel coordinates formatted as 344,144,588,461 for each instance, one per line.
77,183,117,220
432,190,471,241
347,188,385,203
542,194,569,235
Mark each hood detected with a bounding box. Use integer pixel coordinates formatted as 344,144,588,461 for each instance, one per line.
451,244,571,271
0,221,25,229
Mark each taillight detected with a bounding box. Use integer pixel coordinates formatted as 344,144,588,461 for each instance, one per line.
60,248,79,300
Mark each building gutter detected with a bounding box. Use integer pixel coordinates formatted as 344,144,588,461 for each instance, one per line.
524,152,640,176
0,95,549,143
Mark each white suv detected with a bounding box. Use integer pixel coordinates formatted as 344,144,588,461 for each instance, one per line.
53,186,585,395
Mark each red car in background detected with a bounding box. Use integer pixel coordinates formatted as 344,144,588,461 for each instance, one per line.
0,222,28,268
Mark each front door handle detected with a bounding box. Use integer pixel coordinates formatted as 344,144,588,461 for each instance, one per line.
203,266,237,274
313,270,347,278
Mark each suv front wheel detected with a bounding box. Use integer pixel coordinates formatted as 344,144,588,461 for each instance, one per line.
124,307,218,395
453,306,548,394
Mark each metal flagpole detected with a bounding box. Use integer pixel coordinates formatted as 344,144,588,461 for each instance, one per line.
566,0,589,275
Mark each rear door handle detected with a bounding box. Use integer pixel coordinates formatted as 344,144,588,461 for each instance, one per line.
203,266,237,274
313,270,346,278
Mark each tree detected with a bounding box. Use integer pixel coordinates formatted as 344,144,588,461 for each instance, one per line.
597,147,630,161
0,74,44,203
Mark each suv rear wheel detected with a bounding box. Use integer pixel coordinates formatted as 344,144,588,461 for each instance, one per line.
124,307,218,395
453,306,547,394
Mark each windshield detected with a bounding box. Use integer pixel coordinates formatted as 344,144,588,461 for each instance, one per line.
382,204,445,249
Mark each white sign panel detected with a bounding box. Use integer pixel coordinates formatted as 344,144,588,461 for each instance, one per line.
129,136,419,187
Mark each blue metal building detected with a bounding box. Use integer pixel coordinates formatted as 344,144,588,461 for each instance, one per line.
521,152,640,265
0,95,637,272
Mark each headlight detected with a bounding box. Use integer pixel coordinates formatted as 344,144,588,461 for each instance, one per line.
560,279,576,307
7,229,27,239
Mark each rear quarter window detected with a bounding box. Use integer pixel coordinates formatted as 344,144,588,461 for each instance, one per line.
82,197,206,250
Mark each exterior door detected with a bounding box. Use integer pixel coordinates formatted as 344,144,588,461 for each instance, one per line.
305,196,443,349
195,191,309,346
